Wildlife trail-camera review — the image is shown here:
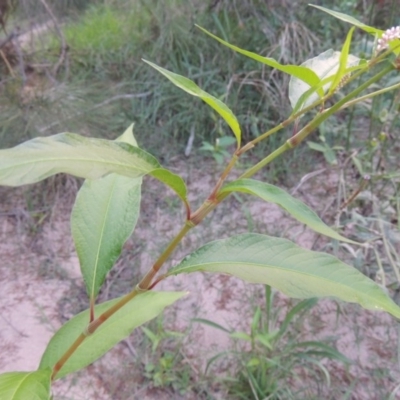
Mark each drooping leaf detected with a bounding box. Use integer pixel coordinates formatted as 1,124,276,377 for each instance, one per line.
150,168,188,205
71,125,143,302
196,25,322,95
289,49,360,111
71,178,142,301
310,5,383,35
167,234,400,319
124,123,188,204
329,27,355,95
219,179,358,243
0,133,160,186
143,59,241,147
0,369,51,400
39,291,186,379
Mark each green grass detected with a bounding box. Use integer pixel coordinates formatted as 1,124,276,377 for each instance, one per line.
1,0,372,166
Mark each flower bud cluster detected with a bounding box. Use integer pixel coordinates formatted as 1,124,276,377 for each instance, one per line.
377,26,400,52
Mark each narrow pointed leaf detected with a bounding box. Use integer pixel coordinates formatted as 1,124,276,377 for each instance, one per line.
71,125,143,301
220,179,358,244
0,133,160,186
119,123,138,146
143,59,241,146
167,234,400,319
289,49,360,112
310,5,383,35
196,25,322,94
0,369,51,400
329,27,355,95
39,291,186,379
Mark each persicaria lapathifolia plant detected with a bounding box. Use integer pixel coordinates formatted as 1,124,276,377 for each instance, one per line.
1,6,400,399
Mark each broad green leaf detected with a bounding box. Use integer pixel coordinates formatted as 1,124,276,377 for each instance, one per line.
71,126,143,302
196,25,322,94
220,179,358,244
143,59,241,147
329,27,355,95
0,369,51,400
310,5,383,35
167,234,400,319
289,49,360,112
0,133,160,186
39,291,186,379
71,178,142,301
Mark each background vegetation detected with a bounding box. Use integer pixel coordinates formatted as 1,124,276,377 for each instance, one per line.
1,0,400,398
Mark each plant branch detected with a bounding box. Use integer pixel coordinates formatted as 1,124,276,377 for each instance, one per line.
49,54,396,386
51,333,85,380
339,80,400,110
138,221,194,289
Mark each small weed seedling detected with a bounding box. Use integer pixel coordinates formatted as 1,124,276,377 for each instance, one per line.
1,6,400,398
196,287,350,399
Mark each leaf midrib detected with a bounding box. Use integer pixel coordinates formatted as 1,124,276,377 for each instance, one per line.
90,177,118,299
0,156,155,175
172,260,372,293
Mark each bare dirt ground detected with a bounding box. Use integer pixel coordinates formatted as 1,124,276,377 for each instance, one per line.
1,159,400,399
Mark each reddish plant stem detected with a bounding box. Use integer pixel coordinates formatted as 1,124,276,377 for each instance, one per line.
89,297,96,323
51,333,85,380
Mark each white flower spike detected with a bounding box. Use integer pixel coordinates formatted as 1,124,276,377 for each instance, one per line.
377,26,400,52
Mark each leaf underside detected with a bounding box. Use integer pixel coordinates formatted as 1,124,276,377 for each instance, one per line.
168,234,400,319
0,133,160,186
220,179,358,244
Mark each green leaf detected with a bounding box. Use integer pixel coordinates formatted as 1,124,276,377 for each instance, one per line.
150,168,188,205
220,179,358,243
197,25,322,93
71,177,142,301
191,318,231,333
143,59,241,147
0,369,51,400
291,61,367,115
230,332,252,341
289,49,360,112
307,141,327,152
71,126,143,302
39,291,186,379
310,5,383,35
0,133,160,186
278,298,318,338
329,27,355,95
167,233,400,319
124,123,188,204
118,123,138,146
